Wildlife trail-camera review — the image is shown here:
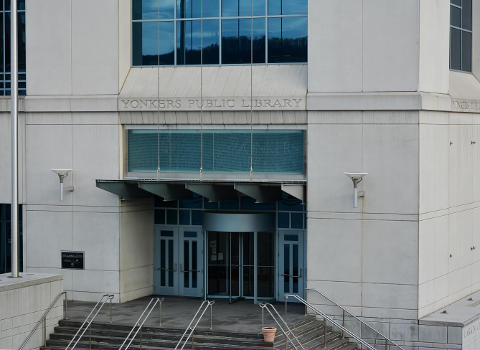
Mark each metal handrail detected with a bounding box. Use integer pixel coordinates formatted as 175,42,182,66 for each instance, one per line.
304,289,406,350
285,294,376,350
65,293,114,350
18,291,67,350
175,300,215,350
259,303,305,350
285,292,406,350
118,297,164,350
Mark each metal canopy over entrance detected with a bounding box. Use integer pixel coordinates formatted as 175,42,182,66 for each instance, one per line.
96,179,306,203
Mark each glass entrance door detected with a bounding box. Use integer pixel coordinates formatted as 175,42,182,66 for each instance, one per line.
179,228,204,297
154,227,178,295
154,226,203,296
278,230,305,300
207,231,274,302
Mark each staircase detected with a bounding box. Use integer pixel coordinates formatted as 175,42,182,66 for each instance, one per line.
42,319,273,350
274,315,359,350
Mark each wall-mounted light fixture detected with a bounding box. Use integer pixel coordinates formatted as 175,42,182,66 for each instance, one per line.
51,169,74,201
344,172,367,208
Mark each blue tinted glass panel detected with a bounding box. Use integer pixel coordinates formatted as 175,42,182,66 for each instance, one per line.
132,22,159,66
284,234,298,242
462,0,472,30
177,0,201,18
133,0,175,19
167,209,178,224
204,199,218,209
268,17,307,63
462,31,472,72
177,20,201,64
221,18,265,64
293,244,298,293
168,240,174,286
155,209,165,224
128,130,158,172
450,28,461,70
184,231,197,237
160,240,166,285
252,18,266,63
240,196,275,210
203,131,251,172
222,19,251,64
203,19,220,64
253,130,304,173
220,199,239,209
191,210,203,225
291,213,303,229
192,241,198,287
222,0,265,16
278,212,289,228
177,0,218,18
180,210,191,225
279,193,304,211
268,0,307,15
159,131,201,171
283,245,289,292
161,230,174,237
180,197,203,208
184,241,189,287
159,21,175,64
450,5,461,27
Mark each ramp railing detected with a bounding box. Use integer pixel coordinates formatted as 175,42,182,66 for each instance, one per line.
18,291,67,350
285,290,406,350
259,303,305,350
118,297,164,350
175,300,214,350
64,293,114,350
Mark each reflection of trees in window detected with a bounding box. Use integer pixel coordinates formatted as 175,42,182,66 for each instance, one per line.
132,0,307,65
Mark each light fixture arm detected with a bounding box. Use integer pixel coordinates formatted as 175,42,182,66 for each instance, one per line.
344,172,368,208
52,169,74,201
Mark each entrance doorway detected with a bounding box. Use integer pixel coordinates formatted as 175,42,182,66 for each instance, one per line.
207,231,275,302
154,226,204,297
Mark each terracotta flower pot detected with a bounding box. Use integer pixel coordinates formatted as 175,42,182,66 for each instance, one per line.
262,327,277,343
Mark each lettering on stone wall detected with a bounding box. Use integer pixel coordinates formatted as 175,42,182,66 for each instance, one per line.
118,97,306,111
464,318,480,350
452,98,480,113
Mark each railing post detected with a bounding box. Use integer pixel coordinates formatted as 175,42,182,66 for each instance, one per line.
159,298,163,327
342,310,345,338
284,296,288,317
323,317,326,347
42,317,47,347
210,303,213,330
109,297,113,324
64,292,68,320
261,307,264,330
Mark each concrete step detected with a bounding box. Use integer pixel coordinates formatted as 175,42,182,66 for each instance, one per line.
50,329,268,348
44,320,272,350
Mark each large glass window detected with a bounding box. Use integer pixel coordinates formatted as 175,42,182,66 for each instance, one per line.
132,0,307,66
450,0,472,72
0,0,26,95
127,129,305,174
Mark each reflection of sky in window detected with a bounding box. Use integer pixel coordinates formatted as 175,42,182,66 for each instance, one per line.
141,22,158,56
177,0,219,18
158,22,174,55
133,0,175,19
222,0,265,17
203,20,219,47
268,0,307,15
268,17,307,40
